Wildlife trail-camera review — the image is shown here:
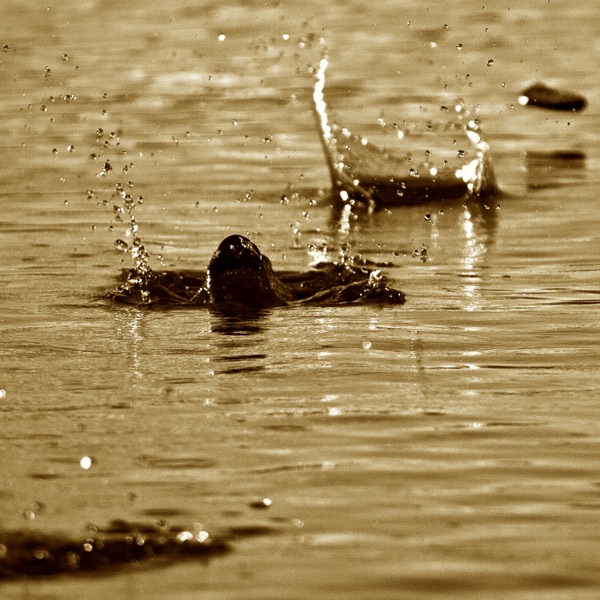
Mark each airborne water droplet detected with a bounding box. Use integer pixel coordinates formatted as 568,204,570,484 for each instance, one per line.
486,59,495,67
114,239,129,252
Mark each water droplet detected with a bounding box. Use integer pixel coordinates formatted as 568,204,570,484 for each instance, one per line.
114,239,129,252
250,498,272,509
457,149,466,158
424,213,431,221
96,160,112,177
456,43,463,50
486,59,494,67
217,33,226,42
362,341,372,350
440,105,449,112
177,531,194,543
80,456,93,470
412,245,428,262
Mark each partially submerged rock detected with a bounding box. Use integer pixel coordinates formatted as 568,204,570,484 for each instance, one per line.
519,83,587,112
0,520,229,580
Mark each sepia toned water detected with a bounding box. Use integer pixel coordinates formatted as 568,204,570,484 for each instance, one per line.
1,0,600,597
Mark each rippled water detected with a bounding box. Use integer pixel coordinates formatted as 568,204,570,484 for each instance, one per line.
1,1,600,598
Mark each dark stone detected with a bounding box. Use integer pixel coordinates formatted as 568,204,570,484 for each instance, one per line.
0,520,229,580
520,83,587,112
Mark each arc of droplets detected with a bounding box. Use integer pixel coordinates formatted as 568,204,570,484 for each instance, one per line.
312,54,373,206
310,49,377,265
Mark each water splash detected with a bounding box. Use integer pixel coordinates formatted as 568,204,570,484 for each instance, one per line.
108,235,404,309
107,180,153,304
312,56,375,208
311,56,498,207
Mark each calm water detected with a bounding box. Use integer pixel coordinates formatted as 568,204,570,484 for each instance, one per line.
1,0,600,598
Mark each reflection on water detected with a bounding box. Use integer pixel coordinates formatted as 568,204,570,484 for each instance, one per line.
525,150,587,190
326,194,498,312
457,201,496,312
208,307,268,375
208,307,268,336
112,307,146,393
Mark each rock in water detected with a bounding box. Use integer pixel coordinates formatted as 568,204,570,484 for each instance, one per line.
519,83,587,112
0,520,229,579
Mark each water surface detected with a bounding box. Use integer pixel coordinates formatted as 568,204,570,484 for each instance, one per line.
1,1,600,598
